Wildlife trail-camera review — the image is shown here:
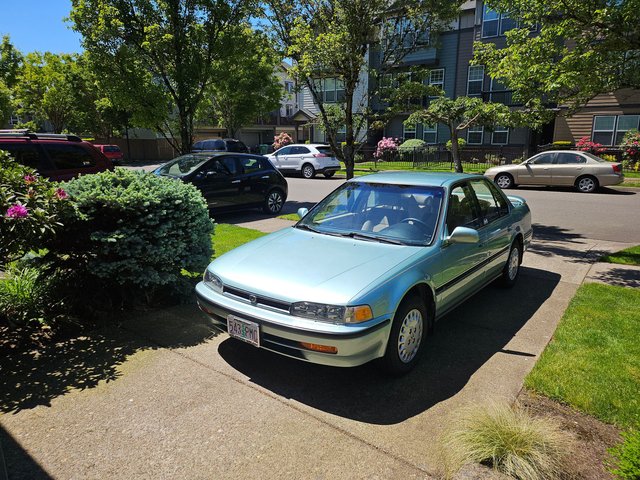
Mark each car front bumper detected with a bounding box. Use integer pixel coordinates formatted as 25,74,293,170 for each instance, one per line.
195,282,391,367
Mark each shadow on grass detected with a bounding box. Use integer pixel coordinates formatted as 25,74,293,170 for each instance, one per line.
588,267,640,288
217,267,561,425
0,303,216,415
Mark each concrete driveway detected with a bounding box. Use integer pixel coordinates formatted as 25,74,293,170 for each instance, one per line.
1,182,638,479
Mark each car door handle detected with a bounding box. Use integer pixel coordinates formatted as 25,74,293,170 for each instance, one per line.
231,180,241,184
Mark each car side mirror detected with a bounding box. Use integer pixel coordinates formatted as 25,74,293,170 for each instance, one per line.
297,208,309,219
446,226,480,245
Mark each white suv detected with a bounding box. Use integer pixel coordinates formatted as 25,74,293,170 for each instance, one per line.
267,144,340,179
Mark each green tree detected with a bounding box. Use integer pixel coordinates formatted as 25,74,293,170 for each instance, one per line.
70,0,252,154
0,35,23,89
474,0,640,114
265,0,463,179
13,52,80,133
199,27,283,137
406,96,513,173
0,81,10,127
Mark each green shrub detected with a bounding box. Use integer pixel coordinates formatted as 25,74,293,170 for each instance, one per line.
0,150,73,264
399,139,426,151
442,403,571,480
0,264,45,326
45,168,213,308
608,430,640,479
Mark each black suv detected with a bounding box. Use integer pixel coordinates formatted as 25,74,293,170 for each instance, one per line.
192,138,249,153
0,130,113,181
154,152,288,214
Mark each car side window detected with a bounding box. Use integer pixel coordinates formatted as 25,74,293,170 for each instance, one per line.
0,143,42,169
446,184,481,233
531,153,555,165
240,156,263,174
468,180,507,226
276,146,292,155
556,152,586,165
291,146,310,154
43,144,96,170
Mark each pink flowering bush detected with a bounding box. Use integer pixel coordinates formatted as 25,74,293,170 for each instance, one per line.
576,136,605,155
273,132,293,151
620,130,640,168
374,137,400,160
0,150,72,264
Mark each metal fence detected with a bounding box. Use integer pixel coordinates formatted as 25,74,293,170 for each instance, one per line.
351,145,527,172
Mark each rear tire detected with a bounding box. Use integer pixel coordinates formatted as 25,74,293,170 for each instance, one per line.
301,163,315,179
575,175,598,193
324,171,335,178
263,189,284,214
500,241,522,288
495,173,515,189
380,295,429,375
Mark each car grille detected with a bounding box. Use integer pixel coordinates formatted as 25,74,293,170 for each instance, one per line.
223,286,291,313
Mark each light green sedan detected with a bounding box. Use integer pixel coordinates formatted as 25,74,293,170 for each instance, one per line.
196,172,532,374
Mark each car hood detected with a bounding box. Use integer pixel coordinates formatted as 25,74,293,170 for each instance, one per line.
209,228,425,305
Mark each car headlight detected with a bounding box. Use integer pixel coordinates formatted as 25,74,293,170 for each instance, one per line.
290,302,373,324
203,269,223,293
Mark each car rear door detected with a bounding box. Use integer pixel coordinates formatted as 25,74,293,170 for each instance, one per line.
237,155,273,206
435,182,487,312
518,152,555,185
0,142,52,173
552,152,588,186
41,143,104,181
190,156,242,209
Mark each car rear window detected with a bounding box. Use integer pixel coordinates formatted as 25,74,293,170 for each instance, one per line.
103,146,121,153
0,143,42,169
316,147,333,156
43,144,96,170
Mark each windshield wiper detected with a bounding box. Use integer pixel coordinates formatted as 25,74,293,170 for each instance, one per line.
295,223,322,234
345,232,407,245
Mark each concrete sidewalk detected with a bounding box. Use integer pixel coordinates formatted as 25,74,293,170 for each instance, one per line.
0,222,636,479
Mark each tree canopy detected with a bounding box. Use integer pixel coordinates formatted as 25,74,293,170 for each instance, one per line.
474,0,640,114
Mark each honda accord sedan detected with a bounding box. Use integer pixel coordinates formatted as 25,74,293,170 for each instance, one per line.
196,172,532,374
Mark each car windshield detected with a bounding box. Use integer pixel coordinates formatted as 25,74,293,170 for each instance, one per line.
155,155,210,177
297,182,444,246
104,146,121,152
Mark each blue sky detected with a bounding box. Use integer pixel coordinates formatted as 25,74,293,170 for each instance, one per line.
0,0,82,54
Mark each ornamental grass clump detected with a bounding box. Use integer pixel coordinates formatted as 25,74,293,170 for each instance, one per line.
442,402,571,480
45,168,213,309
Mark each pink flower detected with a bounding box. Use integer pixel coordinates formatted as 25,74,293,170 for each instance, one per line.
6,204,29,218
54,188,68,200
24,175,36,184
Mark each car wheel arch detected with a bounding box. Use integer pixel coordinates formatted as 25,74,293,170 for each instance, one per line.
395,283,435,333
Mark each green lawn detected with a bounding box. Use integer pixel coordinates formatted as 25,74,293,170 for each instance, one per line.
340,161,487,175
212,224,266,258
277,213,300,221
600,245,640,266
525,283,640,428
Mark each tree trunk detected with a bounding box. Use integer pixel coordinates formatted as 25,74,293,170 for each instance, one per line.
178,108,192,155
344,90,355,180
450,127,463,173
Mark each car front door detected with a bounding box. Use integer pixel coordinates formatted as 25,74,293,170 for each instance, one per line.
289,146,311,172
517,152,555,185
190,156,241,209
273,146,292,171
552,152,588,186
237,156,273,206
468,179,512,280
435,183,487,313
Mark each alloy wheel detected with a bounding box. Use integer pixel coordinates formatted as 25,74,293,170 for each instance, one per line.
397,308,424,364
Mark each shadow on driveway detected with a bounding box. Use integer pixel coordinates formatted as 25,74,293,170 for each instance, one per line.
0,424,52,480
0,304,216,415
217,267,560,425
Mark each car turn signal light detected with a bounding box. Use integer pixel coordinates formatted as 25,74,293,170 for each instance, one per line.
299,342,338,354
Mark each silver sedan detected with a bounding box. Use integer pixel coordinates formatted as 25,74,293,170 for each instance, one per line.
484,150,624,193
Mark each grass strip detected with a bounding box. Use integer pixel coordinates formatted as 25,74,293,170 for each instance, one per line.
600,245,640,266
525,283,640,428
212,223,266,259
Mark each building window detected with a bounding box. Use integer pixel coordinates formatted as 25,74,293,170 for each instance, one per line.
403,123,416,140
467,126,484,144
592,116,616,145
285,104,294,117
482,5,517,38
336,125,346,142
423,124,437,144
467,65,484,96
284,81,294,94
314,77,345,103
428,69,445,95
615,115,640,144
491,125,509,145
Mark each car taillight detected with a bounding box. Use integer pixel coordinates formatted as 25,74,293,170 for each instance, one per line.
612,163,622,173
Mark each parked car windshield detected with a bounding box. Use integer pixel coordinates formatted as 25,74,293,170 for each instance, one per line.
297,182,444,246
155,155,210,177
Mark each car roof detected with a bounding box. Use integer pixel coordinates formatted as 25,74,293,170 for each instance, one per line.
283,143,328,148
533,150,586,155
348,171,483,187
175,152,260,159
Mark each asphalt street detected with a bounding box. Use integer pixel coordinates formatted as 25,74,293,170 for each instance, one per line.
1,172,638,479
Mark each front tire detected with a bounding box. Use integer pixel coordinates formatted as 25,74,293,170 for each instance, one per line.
500,242,522,288
324,171,335,178
301,163,315,179
575,175,598,193
380,296,429,375
263,189,284,214
495,173,515,189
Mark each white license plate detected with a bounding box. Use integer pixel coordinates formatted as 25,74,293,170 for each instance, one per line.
227,315,260,347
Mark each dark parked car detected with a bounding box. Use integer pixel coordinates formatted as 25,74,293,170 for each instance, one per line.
192,138,249,153
154,152,287,214
0,130,114,181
